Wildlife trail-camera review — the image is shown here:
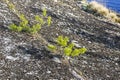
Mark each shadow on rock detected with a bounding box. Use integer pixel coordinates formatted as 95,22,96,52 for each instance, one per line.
78,29,120,49
17,45,53,60
30,7,120,50
17,45,62,60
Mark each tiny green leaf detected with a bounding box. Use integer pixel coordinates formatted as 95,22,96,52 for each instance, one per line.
29,28,37,34
47,44,57,51
35,15,40,21
64,36,69,42
9,24,17,31
19,14,25,21
71,49,80,57
32,23,41,31
68,43,74,49
16,26,22,32
8,3,15,10
78,47,87,54
47,16,52,26
35,15,44,25
42,8,47,16
56,36,69,47
64,47,72,56
19,14,28,26
61,40,67,47
56,35,63,44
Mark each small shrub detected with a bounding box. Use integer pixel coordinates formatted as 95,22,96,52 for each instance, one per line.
42,8,47,17
47,44,57,52
35,15,44,25
9,24,22,32
4,0,15,10
56,35,69,47
5,1,52,34
47,16,52,26
47,36,87,57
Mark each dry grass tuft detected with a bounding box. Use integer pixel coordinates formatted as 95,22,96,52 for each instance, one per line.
89,1,120,23
89,1,109,16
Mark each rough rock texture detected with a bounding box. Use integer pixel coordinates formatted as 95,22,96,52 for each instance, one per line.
0,0,120,80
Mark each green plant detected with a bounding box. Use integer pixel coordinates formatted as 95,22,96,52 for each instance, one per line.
19,14,28,26
8,2,15,10
63,47,72,56
9,13,30,33
9,24,22,32
28,23,41,34
4,0,14,10
56,35,69,47
71,47,87,57
47,16,52,26
42,8,47,16
5,0,52,34
47,44,57,52
9,13,48,34
48,36,87,57
35,15,44,25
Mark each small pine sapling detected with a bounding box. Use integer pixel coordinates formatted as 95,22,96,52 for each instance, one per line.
30,23,41,34
48,36,87,57
42,8,47,16
9,24,18,31
19,14,28,27
56,36,69,47
5,0,15,10
64,47,72,56
35,15,44,25
47,16,52,26
5,1,52,34
47,44,57,52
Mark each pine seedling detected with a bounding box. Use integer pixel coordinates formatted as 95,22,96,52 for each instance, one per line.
33,23,41,31
4,0,15,10
9,24,22,32
29,23,41,34
29,27,37,34
47,44,57,52
56,36,69,47
67,43,75,49
64,47,72,56
5,0,53,34
48,35,87,57
9,24,17,31
16,26,23,32
71,49,81,57
42,8,47,16
19,14,28,27
71,47,87,57
8,3,15,10
35,15,44,25
78,47,87,54
47,16,52,26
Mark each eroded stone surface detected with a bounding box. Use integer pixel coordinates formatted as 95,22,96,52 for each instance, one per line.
0,0,120,80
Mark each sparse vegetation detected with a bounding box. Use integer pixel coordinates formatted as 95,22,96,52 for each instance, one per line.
5,0,86,58
4,0,52,34
47,16,52,26
89,1,109,16
42,8,47,17
48,36,87,57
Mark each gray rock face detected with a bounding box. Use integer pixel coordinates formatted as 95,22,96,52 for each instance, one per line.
0,0,120,80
